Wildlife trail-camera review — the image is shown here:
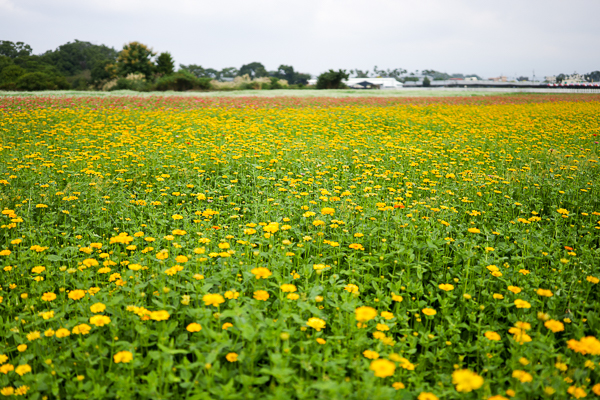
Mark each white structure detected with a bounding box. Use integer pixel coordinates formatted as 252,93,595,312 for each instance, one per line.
345,78,403,89
307,77,403,89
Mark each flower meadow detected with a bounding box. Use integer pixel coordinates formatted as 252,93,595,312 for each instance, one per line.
0,94,599,400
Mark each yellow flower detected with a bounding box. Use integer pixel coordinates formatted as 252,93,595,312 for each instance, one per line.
1,387,15,396
89,315,111,327
26,331,40,341
156,250,168,260
484,331,501,341
363,350,379,359
392,382,405,390
321,207,335,215
172,214,183,220
355,306,377,322
452,369,484,392
467,228,480,234
55,328,71,338
250,267,272,279
512,370,533,383
369,358,395,378
90,303,106,313
306,317,326,331
113,351,133,363
280,284,297,293
567,386,587,399
82,258,98,267
224,290,239,299
253,290,269,301
344,283,359,294
17,344,27,352
544,319,564,333
514,299,531,309
391,293,403,302
536,288,553,297
72,324,91,335
587,276,599,284
556,208,569,215
422,308,437,316
226,352,238,362
418,392,439,400
41,292,56,301
380,311,394,320
68,289,86,300
186,323,202,332
15,364,31,376
438,283,454,291
222,322,233,330
175,255,188,263
507,286,521,294
150,310,170,321
203,293,225,307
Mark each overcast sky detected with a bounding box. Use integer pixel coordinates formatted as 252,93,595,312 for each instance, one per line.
1,0,599,79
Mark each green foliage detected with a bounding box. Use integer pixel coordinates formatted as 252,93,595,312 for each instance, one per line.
272,65,310,85
316,69,349,89
13,71,69,90
91,60,115,86
40,40,117,77
156,52,175,76
423,77,431,87
116,42,156,79
0,40,32,58
239,62,268,79
155,70,211,91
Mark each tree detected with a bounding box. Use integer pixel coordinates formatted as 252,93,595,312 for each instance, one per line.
556,74,566,83
422,77,431,87
220,67,239,79
116,42,156,78
271,65,310,85
0,41,32,58
156,52,175,75
316,69,349,89
239,62,268,79
14,72,69,91
40,40,117,76
91,59,116,85
179,64,206,78
373,66,406,79
584,71,600,82
351,69,370,78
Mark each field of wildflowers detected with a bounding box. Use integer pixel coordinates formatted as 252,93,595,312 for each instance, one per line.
0,94,599,399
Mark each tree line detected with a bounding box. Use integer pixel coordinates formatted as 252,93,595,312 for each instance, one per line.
0,40,313,91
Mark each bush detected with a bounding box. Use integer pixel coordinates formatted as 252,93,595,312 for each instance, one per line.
111,77,152,92
423,77,431,87
14,72,69,91
155,71,211,91
316,69,349,89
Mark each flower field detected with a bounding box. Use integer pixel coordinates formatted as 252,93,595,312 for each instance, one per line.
0,94,599,399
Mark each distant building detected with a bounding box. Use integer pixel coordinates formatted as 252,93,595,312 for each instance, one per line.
564,73,585,84
308,77,403,89
489,76,507,82
344,78,403,89
545,76,556,83
464,77,478,81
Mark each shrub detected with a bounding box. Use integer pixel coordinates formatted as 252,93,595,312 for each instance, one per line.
155,71,211,91
423,77,431,87
316,69,349,89
14,72,69,91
